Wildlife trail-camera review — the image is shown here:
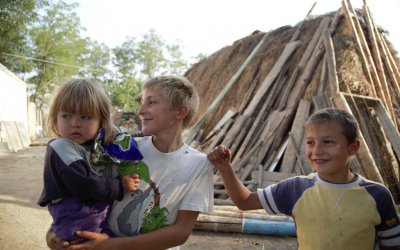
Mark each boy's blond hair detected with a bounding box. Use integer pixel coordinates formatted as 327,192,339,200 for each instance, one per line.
304,108,359,144
47,78,114,143
143,75,199,129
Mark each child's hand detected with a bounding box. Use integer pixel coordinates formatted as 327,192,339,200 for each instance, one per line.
122,174,140,193
207,145,232,171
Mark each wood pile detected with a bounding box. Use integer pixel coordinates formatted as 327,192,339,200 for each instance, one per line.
184,0,400,205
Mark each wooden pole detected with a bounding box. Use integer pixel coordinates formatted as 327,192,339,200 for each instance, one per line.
332,92,384,183
323,29,339,95
362,3,396,126
184,33,269,143
341,0,377,97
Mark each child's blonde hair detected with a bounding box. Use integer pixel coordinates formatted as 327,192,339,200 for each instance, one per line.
47,78,114,143
143,75,199,129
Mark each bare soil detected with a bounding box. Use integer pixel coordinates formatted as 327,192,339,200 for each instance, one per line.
0,137,298,249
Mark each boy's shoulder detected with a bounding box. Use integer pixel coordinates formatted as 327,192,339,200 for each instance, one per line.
358,176,393,196
48,138,89,164
49,137,76,147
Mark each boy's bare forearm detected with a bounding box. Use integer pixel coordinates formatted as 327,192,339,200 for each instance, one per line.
218,165,249,202
208,145,262,210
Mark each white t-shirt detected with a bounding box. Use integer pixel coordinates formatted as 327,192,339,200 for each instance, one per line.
107,136,214,248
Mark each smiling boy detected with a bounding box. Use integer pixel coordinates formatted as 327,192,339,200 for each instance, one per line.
208,108,400,250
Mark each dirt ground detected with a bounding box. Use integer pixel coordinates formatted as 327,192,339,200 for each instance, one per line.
0,137,298,249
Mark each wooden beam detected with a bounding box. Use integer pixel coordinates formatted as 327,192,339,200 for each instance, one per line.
323,29,339,95
280,99,311,173
185,33,269,143
332,92,384,183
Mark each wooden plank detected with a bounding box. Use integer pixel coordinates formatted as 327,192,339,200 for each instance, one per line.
376,31,400,104
232,110,279,170
220,115,249,149
238,74,259,114
0,122,13,152
289,2,316,42
286,17,330,109
205,118,234,153
235,111,286,180
202,110,237,143
342,92,380,106
349,155,365,176
254,111,287,166
280,99,311,173
295,133,312,174
341,0,376,96
374,102,400,171
16,122,30,148
323,29,339,95
332,92,384,183
4,121,22,152
242,41,302,117
276,66,301,110
203,209,293,222
317,54,327,96
235,95,279,161
312,93,330,110
362,3,396,127
230,118,252,157
369,108,400,200
185,33,269,143
380,32,400,92
272,18,330,154
251,170,297,188
265,137,288,172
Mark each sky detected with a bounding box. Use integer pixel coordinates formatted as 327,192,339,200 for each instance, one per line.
66,0,400,62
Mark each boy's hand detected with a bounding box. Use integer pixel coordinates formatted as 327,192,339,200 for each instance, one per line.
46,227,69,250
67,231,109,250
207,145,232,171
122,174,140,193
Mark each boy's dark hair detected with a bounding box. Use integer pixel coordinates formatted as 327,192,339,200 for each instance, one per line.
304,108,359,144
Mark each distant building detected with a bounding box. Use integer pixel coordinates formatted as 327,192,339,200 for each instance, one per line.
0,63,39,153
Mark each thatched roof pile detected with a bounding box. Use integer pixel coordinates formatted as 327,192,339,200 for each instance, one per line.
184,0,400,204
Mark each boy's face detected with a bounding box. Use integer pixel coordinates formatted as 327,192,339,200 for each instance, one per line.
305,122,360,183
138,87,183,136
57,112,100,145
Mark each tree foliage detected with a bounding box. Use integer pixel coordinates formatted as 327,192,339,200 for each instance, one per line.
1,0,190,112
0,0,42,73
28,1,89,105
108,30,189,111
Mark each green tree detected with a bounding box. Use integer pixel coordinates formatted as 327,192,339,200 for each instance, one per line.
112,29,188,80
28,0,88,105
104,77,141,112
0,0,43,73
79,39,112,82
1,0,189,113
108,30,188,111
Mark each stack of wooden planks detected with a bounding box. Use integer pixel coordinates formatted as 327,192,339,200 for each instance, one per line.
185,0,400,208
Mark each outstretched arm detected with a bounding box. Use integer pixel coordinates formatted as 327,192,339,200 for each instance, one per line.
208,145,262,210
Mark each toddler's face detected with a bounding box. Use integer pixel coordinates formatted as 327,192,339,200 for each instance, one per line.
57,112,100,144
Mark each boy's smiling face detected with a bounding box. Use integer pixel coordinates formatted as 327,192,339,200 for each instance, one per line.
305,122,360,183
